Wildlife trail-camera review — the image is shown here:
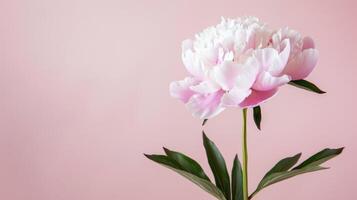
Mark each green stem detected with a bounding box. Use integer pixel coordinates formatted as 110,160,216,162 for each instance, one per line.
242,108,249,200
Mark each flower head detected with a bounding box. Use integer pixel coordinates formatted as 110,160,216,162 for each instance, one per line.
170,17,318,119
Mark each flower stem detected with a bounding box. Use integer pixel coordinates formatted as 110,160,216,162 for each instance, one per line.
242,108,249,200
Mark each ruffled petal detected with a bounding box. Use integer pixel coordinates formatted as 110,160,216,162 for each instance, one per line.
169,77,199,103
234,57,260,90
181,40,205,78
253,48,279,71
239,89,278,108
186,90,225,119
200,47,219,68
221,87,252,107
189,80,220,94
213,61,243,91
254,40,290,76
213,58,259,91
274,39,290,74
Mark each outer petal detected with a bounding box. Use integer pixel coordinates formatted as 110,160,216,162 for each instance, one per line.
186,90,225,119
221,87,252,107
169,77,198,103
239,88,278,108
253,72,290,91
213,58,259,91
213,61,243,91
235,57,260,90
189,80,220,94
283,49,319,80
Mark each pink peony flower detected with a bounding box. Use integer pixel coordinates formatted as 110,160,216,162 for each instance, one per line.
170,17,318,119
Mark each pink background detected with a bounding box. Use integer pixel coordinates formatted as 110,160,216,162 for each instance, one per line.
0,0,356,199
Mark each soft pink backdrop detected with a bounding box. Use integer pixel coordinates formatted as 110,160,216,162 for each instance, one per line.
0,0,356,199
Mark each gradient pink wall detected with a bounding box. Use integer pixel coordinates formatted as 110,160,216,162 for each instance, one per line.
0,0,356,199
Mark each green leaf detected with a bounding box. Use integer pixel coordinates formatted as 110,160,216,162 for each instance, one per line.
202,119,208,126
163,147,210,181
144,154,178,168
288,79,326,94
293,147,344,169
231,155,243,200
262,153,302,179
253,106,262,130
250,148,344,199
251,165,327,198
145,154,227,200
249,153,301,198
203,132,231,200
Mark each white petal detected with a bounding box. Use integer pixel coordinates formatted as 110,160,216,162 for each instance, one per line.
182,49,204,78
169,77,199,103
253,48,279,71
213,58,259,91
182,39,193,52
221,87,252,107
272,39,290,75
199,47,219,67
213,61,243,91
189,80,220,94
186,90,225,119
234,57,260,90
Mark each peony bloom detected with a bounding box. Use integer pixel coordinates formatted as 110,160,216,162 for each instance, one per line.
170,17,318,119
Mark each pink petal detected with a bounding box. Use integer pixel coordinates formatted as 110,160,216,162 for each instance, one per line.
186,90,225,119
169,77,198,103
253,72,290,91
235,57,260,90
190,80,220,94
214,58,259,91
283,49,319,80
213,61,243,91
254,40,290,76
221,87,252,107
253,48,279,71
302,37,315,50
202,49,219,67
275,39,290,74
239,88,278,108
